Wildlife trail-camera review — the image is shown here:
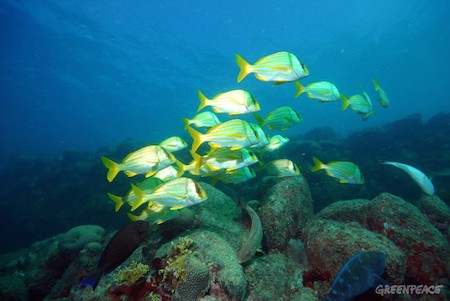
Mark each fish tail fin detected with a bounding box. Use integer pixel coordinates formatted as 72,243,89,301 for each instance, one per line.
181,117,190,130
101,156,120,182
294,81,305,98
197,90,209,112
130,184,147,211
341,95,350,111
174,159,186,177
190,150,203,174
187,125,204,153
253,113,264,127
311,157,325,172
80,269,104,290
372,78,380,90
107,193,124,212
236,53,251,83
127,212,140,222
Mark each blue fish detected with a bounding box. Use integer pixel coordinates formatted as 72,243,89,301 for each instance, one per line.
324,251,386,301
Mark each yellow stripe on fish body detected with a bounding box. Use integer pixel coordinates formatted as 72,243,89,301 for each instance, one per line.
342,93,373,114
181,111,221,129
311,157,364,184
159,136,188,152
264,159,300,177
295,81,344,102
236,51,309,83
187,119,261,153
201,147,259,174
153,165,180,182
100,145,177,182
197,90,261,115
255,106,302,131
372,78,390,108
131,177,207,211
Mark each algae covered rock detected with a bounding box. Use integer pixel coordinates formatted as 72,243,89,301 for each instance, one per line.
58,225,105,256
244,253,304,300
418,194,450,233
259,176,313,251
304,218,405,285
366,193,450,285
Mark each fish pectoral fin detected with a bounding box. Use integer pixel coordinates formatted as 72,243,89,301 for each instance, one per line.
125,171,138,177
170,205,185,210
256,247,266,255
145,170,157,178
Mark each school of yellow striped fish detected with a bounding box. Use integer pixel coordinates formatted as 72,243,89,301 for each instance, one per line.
101,51,392,224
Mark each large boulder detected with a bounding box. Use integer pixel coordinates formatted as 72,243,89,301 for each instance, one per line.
258,176,314,251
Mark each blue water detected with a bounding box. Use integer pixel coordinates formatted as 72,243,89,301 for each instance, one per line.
1,0,450,165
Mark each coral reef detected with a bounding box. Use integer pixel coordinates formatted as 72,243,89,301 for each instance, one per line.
58,225,105,256
0,113,450,300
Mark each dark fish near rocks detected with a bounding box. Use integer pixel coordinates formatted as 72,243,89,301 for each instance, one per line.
324,251,386,301
80,221,149,289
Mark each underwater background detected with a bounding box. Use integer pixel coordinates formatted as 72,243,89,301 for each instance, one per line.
0,1,450,300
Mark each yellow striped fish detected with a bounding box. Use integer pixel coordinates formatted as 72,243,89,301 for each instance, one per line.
263,159,300,177
197,89,260,115
191,147,259,175
254,106,302,131
187,119,261,153
129,177,207,211
372,78,390,108
236,51,309,83
295,81,346,102
159,136,188,152
100,145,183,182
311,157,364,184
342,91,375,121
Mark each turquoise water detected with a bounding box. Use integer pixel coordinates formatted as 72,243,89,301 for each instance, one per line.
1,0,449,165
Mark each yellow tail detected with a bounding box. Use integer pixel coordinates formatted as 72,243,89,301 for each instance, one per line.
372,78,380,91
236,54,251,83
253,113,265,127
190,151,203,174
107,193,124,212
127,212,140,222
197,90,209,112
181,117,191,130
294,81,306,98
341,95,350,111
186,125,204,153
101,156,120,182
129,184,147,211
175,159,187,177
311,157,325,172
